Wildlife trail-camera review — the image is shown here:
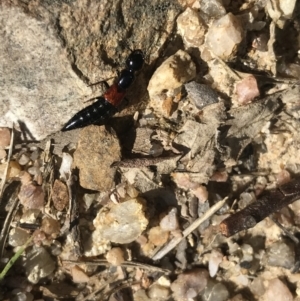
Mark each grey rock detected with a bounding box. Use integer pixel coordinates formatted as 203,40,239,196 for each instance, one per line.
185,82,219,110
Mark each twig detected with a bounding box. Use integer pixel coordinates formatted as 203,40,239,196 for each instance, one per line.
0,188,20,259
220,178,300,237
66,171,82,257
62,259,171,274
151,198,227,261
0,126,14,203
270,216,299,244
111,154,181,168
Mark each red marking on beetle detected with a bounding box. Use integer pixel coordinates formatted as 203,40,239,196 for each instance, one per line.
103,83,126,107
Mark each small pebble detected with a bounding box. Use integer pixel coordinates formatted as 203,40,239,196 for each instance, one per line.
266,240,295,269
250,277,265,297
27,166,39,176
71,265,89,283
30,150,40,161
8,228,30,247
205,13,244,60
116,183,126,198
18,154,30,166
74,126,121,191
40,217,60,238
210,170,228,182
266,0,297,28
32,230,47,246
106,247,125,266
24,247,55,283
34,172,43,186
59,152,73,180
147,50,196,116
252,33,268,51
126,185,139,198
238,192,255,209
82,193,96,210
148,226,169,247
171,268,209,301
275,169,291,185
230,269,249,287
160,208,179,231
18,183,45,210
110,192,120,204
185,82,219,110
0,127,11,147
148,284,170,299
198,201,211,231
208,249,223,277
172,172,208,202
7,161,22,178
235,75,260,105
157,276,171,287
200,0,226,19
202,280,229,301
177,7,207,48
149,141,164,157
19,171,32,185
51,240,62,256
85,197,148,256
240,243,253,264
20,209,40,224
192,185,208,202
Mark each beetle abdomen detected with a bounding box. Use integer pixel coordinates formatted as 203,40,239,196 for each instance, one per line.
62,97,118,131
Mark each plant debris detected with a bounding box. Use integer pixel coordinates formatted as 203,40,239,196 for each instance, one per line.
220,178,300,237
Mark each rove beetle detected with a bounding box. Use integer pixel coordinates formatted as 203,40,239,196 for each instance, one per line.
62,49,144,131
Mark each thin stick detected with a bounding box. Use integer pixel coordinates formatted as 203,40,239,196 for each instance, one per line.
0,190,20,259
111,154,181,168
151,198,227,261
0,126,14,203
62,259,171,274
220,178,300,237
270,216,299,244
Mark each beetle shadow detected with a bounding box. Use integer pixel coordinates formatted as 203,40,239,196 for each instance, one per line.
15,120,39,144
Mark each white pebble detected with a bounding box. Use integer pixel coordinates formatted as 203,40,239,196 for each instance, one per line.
148,284,170,299
205,13,243,60
18,153,30,165
160,208,179,231
59,152,73,180
208,249,223,277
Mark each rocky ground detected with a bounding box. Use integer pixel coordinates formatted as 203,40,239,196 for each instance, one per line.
0,0,300,300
